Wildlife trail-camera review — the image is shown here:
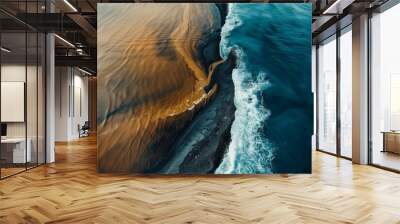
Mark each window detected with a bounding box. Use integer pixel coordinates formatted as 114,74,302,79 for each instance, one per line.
317,35,337,154
339,27,352,158
0,1,47,179
370,2,400,171
312,46,317,150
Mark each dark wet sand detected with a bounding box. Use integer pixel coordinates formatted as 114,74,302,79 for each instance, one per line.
97,3,227,172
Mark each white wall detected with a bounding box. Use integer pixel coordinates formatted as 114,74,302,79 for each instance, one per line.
55,67,70,141
1,64,26,81
55,67,89,141
1,65,36,138
1,63,46,164
72,73,89,138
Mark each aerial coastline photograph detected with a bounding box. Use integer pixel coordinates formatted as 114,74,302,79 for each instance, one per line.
97,3,313,174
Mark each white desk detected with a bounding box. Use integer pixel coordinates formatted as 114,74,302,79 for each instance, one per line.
1,138,31,163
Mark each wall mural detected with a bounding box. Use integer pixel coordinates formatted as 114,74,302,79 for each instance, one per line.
97,3,313,174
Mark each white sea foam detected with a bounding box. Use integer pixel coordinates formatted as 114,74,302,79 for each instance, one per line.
216,4,275,174
219,4,241,60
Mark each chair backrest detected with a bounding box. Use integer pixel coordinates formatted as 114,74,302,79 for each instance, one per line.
83,121,90,129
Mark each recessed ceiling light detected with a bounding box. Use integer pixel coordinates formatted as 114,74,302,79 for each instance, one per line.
78,67,94,76
54,34,75,48
63,0,78,12
322,0,354,15
1,47,11,53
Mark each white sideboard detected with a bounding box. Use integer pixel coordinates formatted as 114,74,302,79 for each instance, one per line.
1,138,32,163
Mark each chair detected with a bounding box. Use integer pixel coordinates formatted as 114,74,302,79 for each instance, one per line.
78,121,90,138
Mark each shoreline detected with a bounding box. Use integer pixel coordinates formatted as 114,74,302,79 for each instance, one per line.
158,3,238,174
98,4,227,173
97,3,235,174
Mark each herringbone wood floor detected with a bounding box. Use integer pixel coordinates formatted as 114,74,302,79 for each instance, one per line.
1,136,400,224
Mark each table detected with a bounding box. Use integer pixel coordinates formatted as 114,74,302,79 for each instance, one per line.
382,131,400,154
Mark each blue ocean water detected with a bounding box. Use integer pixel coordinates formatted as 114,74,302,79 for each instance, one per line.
216,3,313,174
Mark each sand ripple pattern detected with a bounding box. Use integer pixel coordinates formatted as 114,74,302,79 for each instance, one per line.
97,3,221,172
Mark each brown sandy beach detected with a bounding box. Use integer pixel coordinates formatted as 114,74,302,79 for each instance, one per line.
97,3,226,172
